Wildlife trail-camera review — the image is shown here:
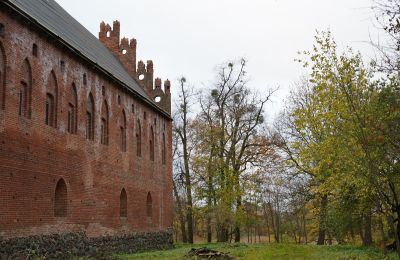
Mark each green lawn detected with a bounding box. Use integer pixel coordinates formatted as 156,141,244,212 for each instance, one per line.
115,243,398,259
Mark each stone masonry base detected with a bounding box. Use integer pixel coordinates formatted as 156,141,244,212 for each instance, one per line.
0,230,173,259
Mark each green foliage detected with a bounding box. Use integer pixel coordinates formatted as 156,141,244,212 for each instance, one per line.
279,29,394,245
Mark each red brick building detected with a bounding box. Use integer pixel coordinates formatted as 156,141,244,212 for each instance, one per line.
0,0,172,239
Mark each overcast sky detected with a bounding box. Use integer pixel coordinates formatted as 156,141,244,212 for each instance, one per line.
56,0,382,119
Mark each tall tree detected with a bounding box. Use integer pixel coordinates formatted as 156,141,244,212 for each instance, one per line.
193,59,274,242
173,77,196,244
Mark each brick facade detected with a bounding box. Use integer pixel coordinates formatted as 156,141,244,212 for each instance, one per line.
0,2,173,239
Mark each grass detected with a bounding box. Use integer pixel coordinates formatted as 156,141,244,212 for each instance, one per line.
115,243,399,259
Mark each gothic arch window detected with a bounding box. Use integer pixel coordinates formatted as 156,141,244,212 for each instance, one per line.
146,192,152,218
54,178,67,217
67,83,78,134
162,133,166,165
120,188,127,218
86,93,95,140
150,126,155,161
120,110,127,152
100,100,109,145
45,71,58,127
136,119,141,157
0,42,5,109
19,59,32,118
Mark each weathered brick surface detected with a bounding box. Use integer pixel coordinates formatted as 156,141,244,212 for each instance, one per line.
0,4,173,239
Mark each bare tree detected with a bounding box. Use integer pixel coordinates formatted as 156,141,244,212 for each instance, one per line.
194,59,275,242
173,77,197,243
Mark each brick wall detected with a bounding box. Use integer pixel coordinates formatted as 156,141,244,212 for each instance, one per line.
0,6,173,239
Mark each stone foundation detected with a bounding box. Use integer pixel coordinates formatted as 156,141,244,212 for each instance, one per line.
0,230,173,259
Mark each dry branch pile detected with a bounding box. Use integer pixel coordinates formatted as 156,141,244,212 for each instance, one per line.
185,247,233,259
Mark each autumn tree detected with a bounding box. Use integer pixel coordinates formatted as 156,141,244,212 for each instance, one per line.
190,59,274,242
275,31,379,245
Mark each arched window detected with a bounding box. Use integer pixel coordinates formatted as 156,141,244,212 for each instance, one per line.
86,93,94,140
54,178,67,217
100,100,109,145
45,71,57,127
162,133,166,165
146,192,152,218
150,126,155,161
120,188,127,218
19,59,32,118
0,42,5,109
120,110,127,152
67,83,78,134
136,119,141,157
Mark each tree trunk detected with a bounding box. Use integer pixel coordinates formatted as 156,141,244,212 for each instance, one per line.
276,211,281,243
263,203,271,243
359,216,365,244
395,208,400,256
184,173,193,243
172,180,187,243
206,215,212,243
216,223,229,242
317,195,328,245
363,211,373,246
234,195,242,242
302,209,307,244
247,226,250,243
206,153,215,243
379,215,386,252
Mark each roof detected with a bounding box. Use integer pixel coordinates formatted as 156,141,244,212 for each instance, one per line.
3,0,170,118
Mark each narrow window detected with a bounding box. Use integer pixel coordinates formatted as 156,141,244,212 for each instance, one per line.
32,44,38,57
54,178,67,217
86,93,94,140
120,188,127,218
0,43,5,109
19,82,27,116
162,133,166,165
120,110,126,152
60,60,65,72
100,118,106,144
46,71,58,127
67,84,78,134
150,126,154,161
83,73,87,85
67,103,74,133
136,119,141,157
86,112,92,139
45,93,55,126
20,59,32,118
120,127,126,151
146,192,152,218
101,101,109,145
0,24,4,38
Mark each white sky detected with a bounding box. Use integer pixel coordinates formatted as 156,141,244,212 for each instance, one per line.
56,0,382,120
